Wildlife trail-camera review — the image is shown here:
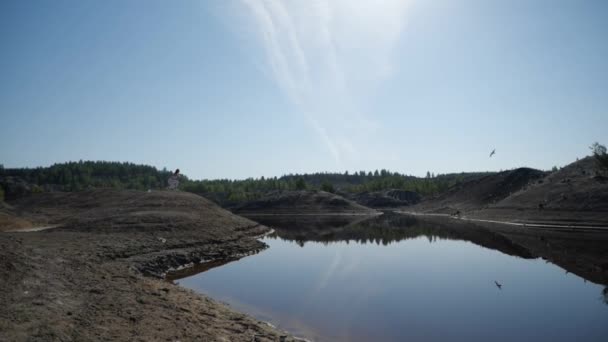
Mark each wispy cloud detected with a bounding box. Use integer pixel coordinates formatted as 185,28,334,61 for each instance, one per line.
235,0,410,167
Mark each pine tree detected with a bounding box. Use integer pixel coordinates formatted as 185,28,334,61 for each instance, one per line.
295,177,307,190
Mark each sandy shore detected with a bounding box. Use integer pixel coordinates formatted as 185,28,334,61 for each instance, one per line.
0,190,303,342
398,210,608,231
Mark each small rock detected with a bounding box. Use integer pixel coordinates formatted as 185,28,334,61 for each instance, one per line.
89,288,103,294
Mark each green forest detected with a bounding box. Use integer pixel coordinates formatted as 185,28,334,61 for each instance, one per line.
1,161,173,192
0,161,491,203
181,170,491,204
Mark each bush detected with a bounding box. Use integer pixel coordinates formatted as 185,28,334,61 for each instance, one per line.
0,186,4,202
295,177,307,190
590,142,608,172
321,181,335,193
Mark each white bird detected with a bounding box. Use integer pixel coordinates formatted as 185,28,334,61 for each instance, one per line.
489,149,496,158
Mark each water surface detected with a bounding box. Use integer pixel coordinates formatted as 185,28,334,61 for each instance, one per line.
177,214,608,341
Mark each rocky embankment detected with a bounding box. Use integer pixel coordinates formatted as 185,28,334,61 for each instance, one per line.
0,189,302,341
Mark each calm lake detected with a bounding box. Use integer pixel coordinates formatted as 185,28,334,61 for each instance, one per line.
176,213,608,342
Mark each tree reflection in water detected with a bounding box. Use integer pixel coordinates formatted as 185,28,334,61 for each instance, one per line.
255,212,535,259
246,212,608,303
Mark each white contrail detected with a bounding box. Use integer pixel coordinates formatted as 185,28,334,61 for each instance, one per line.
237,0,410,167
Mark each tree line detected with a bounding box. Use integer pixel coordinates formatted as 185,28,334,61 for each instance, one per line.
180,170,491,205
2,142,606,204
1,160,489,203
0,161,174,193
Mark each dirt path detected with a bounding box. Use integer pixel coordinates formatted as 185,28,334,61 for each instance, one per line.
4,225,61,232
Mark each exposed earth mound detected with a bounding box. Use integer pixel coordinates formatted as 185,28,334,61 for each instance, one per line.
477,157,608,225
0,202,34,232
408,157,608,226
0,189,301,341
413,167,547,213
351,189,421,208
495,157,608,211
0,214,33,232
232,190,378,215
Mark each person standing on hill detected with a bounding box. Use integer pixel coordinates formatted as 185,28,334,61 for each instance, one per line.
167,169,180,190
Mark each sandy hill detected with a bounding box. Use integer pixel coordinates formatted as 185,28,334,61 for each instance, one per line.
477,157,608,225
495,157,608,211
0,189,300,341
409,157,608,225
412,167,546,213
232,190,378,215
6,188,264,234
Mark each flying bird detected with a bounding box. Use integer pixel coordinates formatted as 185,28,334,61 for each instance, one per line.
489,149,496,158
494,281,502,289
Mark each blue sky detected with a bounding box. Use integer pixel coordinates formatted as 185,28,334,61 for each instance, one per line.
1,0,607,179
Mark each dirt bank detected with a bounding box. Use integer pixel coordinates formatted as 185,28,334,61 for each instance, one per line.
408,157,608,227
0,189,302,341
232,190,378,215
347,189,421,209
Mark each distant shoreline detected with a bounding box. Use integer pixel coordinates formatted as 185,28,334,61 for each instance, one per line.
397,210,608,232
